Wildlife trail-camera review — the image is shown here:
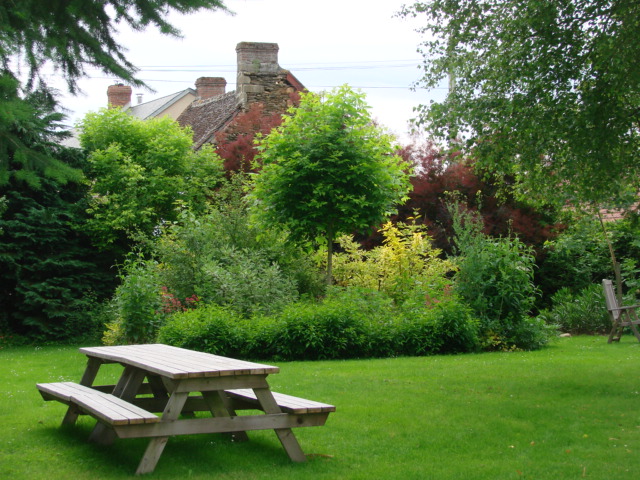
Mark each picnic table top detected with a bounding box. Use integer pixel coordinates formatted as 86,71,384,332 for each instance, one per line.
79,344,280,379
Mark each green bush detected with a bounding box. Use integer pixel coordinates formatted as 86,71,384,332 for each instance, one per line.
272,297,370,360
448,201,542,350
152,179,325,318
157,304,248,356
197,248,298,317
156,286,486,360
400,295,480,355
112,256,163,344
537,284,610,335
536,216,612,305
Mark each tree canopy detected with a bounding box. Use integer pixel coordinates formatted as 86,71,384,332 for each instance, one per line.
251,85,411,282
80,108,223,250
400,0,640,208
0,0,230,93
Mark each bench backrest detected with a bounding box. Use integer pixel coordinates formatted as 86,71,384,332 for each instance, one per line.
602,279,620,320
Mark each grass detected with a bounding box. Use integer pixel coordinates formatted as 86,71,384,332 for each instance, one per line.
1,336,639,479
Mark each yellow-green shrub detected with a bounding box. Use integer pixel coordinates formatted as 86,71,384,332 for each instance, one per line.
331,220,456,304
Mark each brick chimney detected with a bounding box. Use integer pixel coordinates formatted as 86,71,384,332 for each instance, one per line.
107,84,132,108
195,77,226,100
236,42,281,109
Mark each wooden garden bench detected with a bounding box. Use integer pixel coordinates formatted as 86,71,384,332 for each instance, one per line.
602,279,640,343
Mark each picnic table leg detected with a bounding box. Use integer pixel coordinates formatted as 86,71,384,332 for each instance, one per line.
253,387,307,462
136,390,189,475
62,357,102,425
89,366,146,445
201,390,249,442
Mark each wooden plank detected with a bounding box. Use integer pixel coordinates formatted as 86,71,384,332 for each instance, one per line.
172,375,269,393
79,344,279,379
226,389,336,414
115,413,331,439
37,382,159,426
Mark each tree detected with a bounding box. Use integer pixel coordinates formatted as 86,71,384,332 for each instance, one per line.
0,95,116,339
0,73,83,187
1,0,229,188
252,85,411,283
400,0,640,208
214,103,285,174
385,139,558,254
80,108,224,251
0,0,230,93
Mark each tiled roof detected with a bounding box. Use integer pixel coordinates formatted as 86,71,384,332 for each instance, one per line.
177,91,240,150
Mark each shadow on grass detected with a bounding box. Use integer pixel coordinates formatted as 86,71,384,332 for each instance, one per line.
31,420,311,477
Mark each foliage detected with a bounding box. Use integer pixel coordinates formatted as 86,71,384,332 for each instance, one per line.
157,304,248,356
399,295,480,355
252,85,411,282
152,176,324,315
80,108,224,251
159,287,488,361
0,90,115,340
537,213,640,306
104,175,326,342
537,284,610,335
0,73,82,188
110,255,163,344
0,0,229,94
361,138,559,254
332,219,456,304
213,103,286,173
536,215,612,304
449,202,540,349
400,0,640,208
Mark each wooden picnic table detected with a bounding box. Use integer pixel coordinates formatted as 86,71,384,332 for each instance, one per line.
37,344,335,475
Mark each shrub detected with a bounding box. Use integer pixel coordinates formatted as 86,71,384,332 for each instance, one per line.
537,284,610,335
153,177,325,317
331,220,456,305
156,286,526,359
112,256,163,344
157,304,248,356
400,294,480,355
273,297,371,360
536,216,612,305
449,201,541,349
197,248,298,317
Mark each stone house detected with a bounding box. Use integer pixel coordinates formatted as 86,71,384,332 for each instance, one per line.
106,42,305,150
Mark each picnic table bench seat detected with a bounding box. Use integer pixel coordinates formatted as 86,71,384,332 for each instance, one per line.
37,382,160,426
226,389,336,415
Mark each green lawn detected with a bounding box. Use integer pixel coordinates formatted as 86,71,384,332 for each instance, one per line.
1,336,639,479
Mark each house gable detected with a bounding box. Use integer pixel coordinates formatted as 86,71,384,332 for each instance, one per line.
177,42,305,150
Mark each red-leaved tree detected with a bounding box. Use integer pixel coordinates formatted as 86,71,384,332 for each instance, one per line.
358,139,559,254
214,90,301,174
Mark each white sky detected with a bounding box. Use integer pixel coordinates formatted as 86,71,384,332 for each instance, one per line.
47,0,447,142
